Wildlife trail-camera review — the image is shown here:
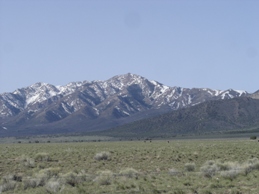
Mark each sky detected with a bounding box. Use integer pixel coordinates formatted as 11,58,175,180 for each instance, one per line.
0,0,259,94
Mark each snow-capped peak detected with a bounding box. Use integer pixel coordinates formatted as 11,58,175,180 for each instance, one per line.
0,73,251,120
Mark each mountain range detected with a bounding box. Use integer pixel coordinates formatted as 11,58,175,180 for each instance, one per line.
0,73,257,137
96,97,259,138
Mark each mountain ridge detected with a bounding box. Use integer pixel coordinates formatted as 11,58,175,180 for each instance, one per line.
95,97,259,138
0,73,255,136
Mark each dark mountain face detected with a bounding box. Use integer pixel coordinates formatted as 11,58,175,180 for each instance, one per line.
0,73,252,136
97,97,259,138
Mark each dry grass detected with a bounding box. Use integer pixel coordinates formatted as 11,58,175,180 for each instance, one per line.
0,139,259,193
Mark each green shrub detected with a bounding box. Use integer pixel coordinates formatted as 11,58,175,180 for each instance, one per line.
0,174,17,192
94,170,114,185
0,180,16,193
2,174,16,183
18,155,35,168
60,170,91,187
119,168,139,178
215,161,232,171
230,189,243,194
250,136,257,140
173,189,186,194
94,151,110,161
24,158,35,168
23,177,41,189
247,158,259,166
200,162,219,178
35,152,51,162
184,163,196,172
38,167,61,178
242,158,259,175
22,168,62,190
168,168,181,176
220,168,241,180
45,179,63,193
205,160,216,166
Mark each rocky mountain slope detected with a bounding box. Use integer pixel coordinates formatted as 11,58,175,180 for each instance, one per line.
0,73,251,136
95,97,259,138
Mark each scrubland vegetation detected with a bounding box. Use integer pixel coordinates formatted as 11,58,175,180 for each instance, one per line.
1,139,259,193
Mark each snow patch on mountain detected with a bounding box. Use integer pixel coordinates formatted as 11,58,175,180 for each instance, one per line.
235,90,247,96
160,85,169,93
0,73,251,122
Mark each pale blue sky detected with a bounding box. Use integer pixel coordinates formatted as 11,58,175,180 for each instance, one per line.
0,0,258,94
